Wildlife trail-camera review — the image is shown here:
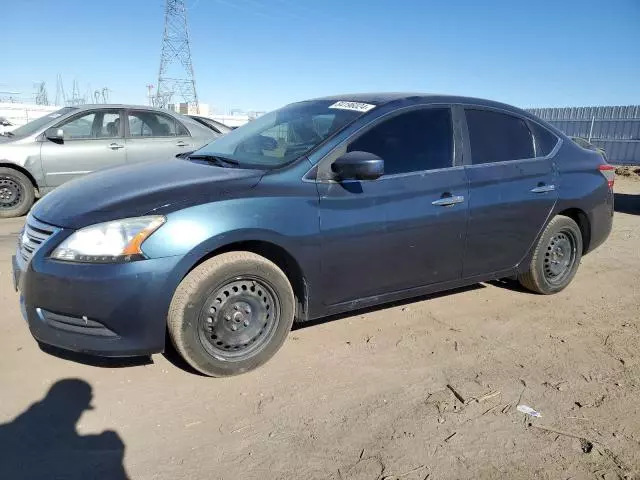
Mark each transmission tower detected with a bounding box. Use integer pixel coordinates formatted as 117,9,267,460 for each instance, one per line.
101,87,111,103
55,74,66,106
156,0,199,113
69,79,85,106
34,82,49,105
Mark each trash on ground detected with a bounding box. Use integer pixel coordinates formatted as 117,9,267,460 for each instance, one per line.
517,405,542,417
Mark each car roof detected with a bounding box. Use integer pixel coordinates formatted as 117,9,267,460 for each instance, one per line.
70,104,183,114
311,92,531,115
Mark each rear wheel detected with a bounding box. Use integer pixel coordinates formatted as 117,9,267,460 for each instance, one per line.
168,251,295,377
519,215,583,294
0,167,35,218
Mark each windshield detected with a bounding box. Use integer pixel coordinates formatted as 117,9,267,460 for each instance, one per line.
192,100,373,168
8,107,78,138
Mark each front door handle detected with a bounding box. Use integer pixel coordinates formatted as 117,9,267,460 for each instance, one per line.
176,141,188,147
530,184,556,193
432,195,465,207
108,143,124,150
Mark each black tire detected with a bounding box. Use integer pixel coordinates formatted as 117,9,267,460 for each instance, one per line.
519,215,583,294
0,167,35,219
168,251,295,377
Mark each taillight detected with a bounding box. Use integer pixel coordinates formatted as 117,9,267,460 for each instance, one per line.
598,164,615,189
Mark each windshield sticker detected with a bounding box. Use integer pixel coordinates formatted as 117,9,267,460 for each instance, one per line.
49,114,62,118
329,101,376,113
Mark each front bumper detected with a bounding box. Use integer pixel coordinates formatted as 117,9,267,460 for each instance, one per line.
14,251,184,357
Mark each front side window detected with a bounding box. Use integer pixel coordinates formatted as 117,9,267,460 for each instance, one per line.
347,108,453,175
192,100,370,168
61,113,96,139
128,111,180,137
60,110,121,140
465,109,534,164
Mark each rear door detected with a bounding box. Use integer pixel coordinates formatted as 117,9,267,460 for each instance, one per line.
317,106,469,305
461,107,560,277
124,109,193,164
40,109,126,187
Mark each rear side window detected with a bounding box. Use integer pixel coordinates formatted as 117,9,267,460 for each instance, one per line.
176,121,190,136
465,109,534,164
128,111,183,137
348,108,453,175
529,122,558,157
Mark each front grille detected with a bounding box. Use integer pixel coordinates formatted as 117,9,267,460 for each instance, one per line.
19,216,58,263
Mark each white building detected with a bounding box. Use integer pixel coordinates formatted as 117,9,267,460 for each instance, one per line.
0,102,61,130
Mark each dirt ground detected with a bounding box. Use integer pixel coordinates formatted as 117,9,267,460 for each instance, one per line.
0,178,638,480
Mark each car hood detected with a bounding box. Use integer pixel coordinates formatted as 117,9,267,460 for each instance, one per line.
32,159,265,229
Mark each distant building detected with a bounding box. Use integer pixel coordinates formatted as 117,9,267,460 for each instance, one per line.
168,102,210,116
0,102,60,129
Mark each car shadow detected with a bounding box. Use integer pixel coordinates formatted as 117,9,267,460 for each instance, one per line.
293,283,487,331
38,343,153,368
161,333,207,377
614,193,640,215
0,378,130,479
486,277,532,293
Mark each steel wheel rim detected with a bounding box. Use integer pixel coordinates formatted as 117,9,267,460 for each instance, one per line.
543,230,577,285
0,176,23,209
197,276,280,361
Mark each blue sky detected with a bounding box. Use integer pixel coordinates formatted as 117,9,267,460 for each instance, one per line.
3,0,639,112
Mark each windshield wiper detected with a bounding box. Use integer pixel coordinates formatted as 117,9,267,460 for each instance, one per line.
188,154,240,167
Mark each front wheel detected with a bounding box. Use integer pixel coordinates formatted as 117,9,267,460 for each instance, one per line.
0,167,35,218
168,252,295,377
518,215,583,294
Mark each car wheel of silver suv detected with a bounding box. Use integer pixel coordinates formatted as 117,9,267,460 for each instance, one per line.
0,167,35,218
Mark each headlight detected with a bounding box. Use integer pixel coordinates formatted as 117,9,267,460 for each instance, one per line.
51,216,165,263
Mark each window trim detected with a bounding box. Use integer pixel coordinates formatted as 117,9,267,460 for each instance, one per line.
460,104,562,167
50,108,125,141
308,104,461,183
124,109,192,139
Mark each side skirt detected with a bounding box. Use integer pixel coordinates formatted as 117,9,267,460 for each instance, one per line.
304,267,518,322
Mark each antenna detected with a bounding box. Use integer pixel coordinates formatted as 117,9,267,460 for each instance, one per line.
156,0,199,113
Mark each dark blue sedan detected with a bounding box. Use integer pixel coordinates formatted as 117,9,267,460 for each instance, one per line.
13,93,615,376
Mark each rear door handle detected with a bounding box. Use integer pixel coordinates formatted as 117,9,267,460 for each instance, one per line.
432,195,465,207
108,143,124,150
530,184,556,193
176,141,188,147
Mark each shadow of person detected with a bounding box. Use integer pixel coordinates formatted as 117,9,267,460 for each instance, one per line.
0,378,130,480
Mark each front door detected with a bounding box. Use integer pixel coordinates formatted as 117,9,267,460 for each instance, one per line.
40,109,126,187
317,107,469,306
462,107,559,277
124,110,193,164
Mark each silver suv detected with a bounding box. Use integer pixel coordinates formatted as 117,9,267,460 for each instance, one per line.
0,105,219,218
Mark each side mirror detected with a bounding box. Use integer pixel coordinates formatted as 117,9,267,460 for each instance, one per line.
45,127,64,143
331,151,384,181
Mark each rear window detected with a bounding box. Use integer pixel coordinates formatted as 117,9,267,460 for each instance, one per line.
465,109,534,164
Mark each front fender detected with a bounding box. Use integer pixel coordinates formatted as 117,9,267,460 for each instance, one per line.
140,192,321,295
